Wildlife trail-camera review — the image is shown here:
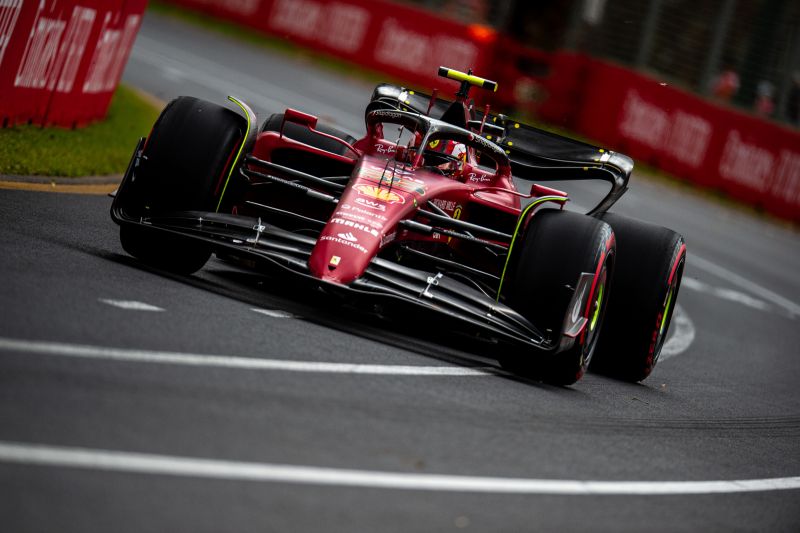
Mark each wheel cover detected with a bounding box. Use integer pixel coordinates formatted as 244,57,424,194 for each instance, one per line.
582,265,608,363
652,257,684,363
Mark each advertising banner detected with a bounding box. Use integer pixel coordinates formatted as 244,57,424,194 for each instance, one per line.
0,0,146,127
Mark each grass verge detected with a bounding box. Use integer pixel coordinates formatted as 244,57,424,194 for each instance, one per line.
0,84,161,177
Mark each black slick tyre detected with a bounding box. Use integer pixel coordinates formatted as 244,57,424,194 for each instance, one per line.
502,210,615,385
119,96,246,274
590,213,686,382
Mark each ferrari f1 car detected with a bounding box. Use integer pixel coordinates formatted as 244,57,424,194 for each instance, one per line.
111,67,686,385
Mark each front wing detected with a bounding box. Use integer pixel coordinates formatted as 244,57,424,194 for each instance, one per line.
111,201,555,352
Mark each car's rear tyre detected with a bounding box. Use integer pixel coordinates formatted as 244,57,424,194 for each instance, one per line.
501,210,615,385
590,213,686,382
119,96,246,274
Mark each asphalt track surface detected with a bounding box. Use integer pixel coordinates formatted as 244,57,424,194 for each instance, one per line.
1,11,799,532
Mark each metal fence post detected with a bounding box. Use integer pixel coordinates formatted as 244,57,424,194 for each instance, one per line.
635,0,663,69
700,0,737,95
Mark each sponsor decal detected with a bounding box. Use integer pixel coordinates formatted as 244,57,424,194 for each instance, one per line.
374,18,477,74
770,150,800,205
619,90,712,169
467,172,492,183
319,235,368,254
269,0,368,53
619,90,671,150
431,199,457,212
374,144,396,155
331,217,380,238
665,111,712,169
0,0,22,71
371,110,405,121
359,166,426,194
718,130,774,192
340,202,388,221
354,183,405,204
334,210,373,226
354,197,388,212
83,14,141,94
329,255,341,266
337,231,358,242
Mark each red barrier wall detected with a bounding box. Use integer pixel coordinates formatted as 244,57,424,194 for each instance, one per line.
577,60,800,221
163,0,497,92
0,0,147,128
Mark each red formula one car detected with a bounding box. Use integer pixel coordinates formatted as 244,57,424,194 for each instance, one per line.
111,67,685,385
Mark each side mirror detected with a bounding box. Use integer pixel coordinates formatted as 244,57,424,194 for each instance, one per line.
530,183,568,197
283,108,318,129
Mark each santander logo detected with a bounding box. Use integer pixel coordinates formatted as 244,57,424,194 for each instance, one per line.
337,232,358,242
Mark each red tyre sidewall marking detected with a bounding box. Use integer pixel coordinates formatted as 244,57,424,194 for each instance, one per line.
577,231,616,366
647,242,687,364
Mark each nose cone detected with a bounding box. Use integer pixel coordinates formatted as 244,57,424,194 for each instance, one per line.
308,217,380,284
308,184,412,284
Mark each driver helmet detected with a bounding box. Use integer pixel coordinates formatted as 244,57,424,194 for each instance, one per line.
428,139,467,176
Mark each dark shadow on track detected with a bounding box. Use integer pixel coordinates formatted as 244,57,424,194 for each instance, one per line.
99,249,583,393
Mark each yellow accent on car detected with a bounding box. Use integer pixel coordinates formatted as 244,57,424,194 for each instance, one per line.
496,195,569,300
438,67,498,92
216,96,252,213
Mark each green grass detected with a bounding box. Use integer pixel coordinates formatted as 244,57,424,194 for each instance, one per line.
0,85,161,177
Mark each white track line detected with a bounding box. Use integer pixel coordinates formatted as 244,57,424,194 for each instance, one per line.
0,337,494,376
690,254,800,319
0,441,798,495
251,308,295,318
681,278,770,312
98,299,164,311
660,305,695,361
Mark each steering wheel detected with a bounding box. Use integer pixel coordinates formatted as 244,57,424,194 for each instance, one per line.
423,151,463,167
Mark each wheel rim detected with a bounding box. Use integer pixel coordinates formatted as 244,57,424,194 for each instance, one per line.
582,264,608,364
652,258,684,363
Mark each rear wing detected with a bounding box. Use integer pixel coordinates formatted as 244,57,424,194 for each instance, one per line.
368,84,632,215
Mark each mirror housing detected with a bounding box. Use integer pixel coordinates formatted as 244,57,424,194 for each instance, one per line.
283,108,318,129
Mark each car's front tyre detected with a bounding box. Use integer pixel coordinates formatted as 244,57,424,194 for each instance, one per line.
501,210,615,385
118,96,246,274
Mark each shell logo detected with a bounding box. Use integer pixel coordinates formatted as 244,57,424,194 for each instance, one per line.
354,184,405,204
